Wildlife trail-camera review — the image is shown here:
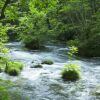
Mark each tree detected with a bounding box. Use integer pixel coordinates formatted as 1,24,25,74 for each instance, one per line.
0,0,10,19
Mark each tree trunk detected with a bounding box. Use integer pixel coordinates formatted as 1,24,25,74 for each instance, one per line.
0,0,10,19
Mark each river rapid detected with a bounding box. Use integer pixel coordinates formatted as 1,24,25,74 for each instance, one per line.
0,42,100,100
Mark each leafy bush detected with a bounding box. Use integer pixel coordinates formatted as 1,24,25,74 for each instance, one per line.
78,34,100,57
67,39,79,47
61,64,81,81
68,46,78,60
5,61,23,76
24,37,40,50
19,10,48,50
42,59,54,65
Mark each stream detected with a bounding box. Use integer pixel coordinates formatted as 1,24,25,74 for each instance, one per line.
0,42,100,100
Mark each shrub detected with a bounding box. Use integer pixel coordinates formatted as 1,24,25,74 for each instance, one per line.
25,38,40,50
61,64,81,81
5,61,23,76
67,39,79,47
42,59,54,65
68,46,78,60
78,35,100,57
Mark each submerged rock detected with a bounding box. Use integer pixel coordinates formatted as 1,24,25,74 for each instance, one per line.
31,61,34,63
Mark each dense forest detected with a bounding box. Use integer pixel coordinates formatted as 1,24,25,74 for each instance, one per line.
0,0,100,100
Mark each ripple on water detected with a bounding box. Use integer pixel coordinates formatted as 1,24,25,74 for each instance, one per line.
0,42,100,100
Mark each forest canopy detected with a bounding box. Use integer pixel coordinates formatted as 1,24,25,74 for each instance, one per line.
0,0,100,57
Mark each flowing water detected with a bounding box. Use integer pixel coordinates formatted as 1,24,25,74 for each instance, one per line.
0,42,100,100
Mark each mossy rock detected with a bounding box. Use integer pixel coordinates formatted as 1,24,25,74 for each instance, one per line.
5,61,23,76
42,59,54,65
61,64,81,81
31,64,43,68
92,86,100,96
6,67,20,76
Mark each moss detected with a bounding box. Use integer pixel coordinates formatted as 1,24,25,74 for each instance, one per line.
6,67,20,76
61,64,81,81
42,59,54,65
5,61,23,76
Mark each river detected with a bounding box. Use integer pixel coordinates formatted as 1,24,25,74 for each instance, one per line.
0,42,100,100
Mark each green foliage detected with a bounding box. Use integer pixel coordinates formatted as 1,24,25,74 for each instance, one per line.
42,59,54,65
0,24,8,42
61,64,81,81
67,39,79,47
68,46,78,59
0,63,6,72
0,23,9,67
18,10,48,49
0,0,100,56
5,61,23,76
0,79,13,100
78,34,100,57
0,79,29,100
